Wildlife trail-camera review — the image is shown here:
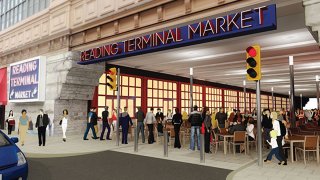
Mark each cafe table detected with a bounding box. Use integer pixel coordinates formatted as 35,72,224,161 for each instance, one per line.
285,135,305,163
218,133,249,155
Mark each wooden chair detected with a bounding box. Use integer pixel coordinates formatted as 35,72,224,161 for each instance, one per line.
169,128,175,146
230,131,246,155
295,136,319,165
211,130,224,153
219,128,228,134
247,128,257,152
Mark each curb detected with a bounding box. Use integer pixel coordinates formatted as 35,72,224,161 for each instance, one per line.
226,153,268,180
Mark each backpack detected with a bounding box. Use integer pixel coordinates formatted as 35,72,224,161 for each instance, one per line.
278,120,286,137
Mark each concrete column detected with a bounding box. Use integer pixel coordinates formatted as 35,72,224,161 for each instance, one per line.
304,0,320,45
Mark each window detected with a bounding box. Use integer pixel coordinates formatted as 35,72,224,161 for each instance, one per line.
147,79,177,116
97,73,141,118
275,97,282,111
250,93,256,112
238,92,250,112
0,133,10,147
181,83,202,113
261,95,269,110
206,87,222,113
224,90,237,111
0,0,50,31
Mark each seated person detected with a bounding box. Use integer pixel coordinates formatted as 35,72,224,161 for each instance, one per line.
246,120,255,141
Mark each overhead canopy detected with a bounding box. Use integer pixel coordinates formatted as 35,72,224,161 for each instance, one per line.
111,2,319,97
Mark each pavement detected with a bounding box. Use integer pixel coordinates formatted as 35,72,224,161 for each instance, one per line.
28,151,231,180
3,130,320,180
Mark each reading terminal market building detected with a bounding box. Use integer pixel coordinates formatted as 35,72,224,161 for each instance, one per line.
0,0,320,135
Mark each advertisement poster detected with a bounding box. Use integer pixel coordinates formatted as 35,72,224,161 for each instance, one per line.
9,56,46,102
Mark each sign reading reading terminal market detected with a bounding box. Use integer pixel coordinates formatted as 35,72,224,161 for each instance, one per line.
9,56,46,102
79,4,276,65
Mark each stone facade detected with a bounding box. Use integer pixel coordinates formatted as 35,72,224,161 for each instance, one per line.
5,51,104,135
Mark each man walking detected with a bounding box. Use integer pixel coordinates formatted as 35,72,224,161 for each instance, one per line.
136,107,145,143
188,105,203,151
100,106,112,140
35,109,49,146
144,107,156,144
120,107,133,144
83,108,99,140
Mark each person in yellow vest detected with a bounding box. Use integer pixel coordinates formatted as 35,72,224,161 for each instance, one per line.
182,111,188,128
211,108,218,133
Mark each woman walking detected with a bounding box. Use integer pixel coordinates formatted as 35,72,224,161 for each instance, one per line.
18,109,30,146
6,110,15,135
203,109,212,153
172,108,182,149
61,109,68,142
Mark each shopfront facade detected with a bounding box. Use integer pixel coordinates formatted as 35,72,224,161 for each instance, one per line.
0,0,319,135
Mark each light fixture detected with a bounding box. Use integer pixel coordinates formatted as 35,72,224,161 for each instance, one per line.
289,56,294,65
190,67,193,76
243,80,246,86
316,75,319,82
271,87,274,92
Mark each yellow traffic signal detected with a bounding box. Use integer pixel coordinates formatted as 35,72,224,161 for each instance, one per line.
246,45,261,81
107,68,117,91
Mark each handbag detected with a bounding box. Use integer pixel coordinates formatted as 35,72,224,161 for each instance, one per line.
59,120,62,125
9,120,15,126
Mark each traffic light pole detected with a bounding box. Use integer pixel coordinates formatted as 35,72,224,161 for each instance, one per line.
116,68,120,146
256,80,263,167
289,56,296,128
243,80,246,113
190,68,193,113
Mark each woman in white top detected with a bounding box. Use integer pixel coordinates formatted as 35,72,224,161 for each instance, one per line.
246,120,255,141
61,109,68,142
6,110,15,135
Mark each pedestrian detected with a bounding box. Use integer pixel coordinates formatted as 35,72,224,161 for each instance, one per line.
6,110,15,135
120,107,133,144
144,107,156,144
166,109,173,124
61,109,69,142
100,106,112,140
264,130,283,163
83,108,99,140
188,105,203,151
262,109,272,147
135,107,145,143
216,108,227,129
211,108,218,133
91,109,99,135
203,109,212,153
18,109,31,146
35,109,49,146
271,111,287,165
172,108,182,149
110,109,118,133
155,108,164,136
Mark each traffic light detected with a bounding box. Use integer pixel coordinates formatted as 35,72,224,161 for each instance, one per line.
246,45,261,81
107,68,117,91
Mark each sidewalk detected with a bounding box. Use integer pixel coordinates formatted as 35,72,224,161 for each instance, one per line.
6,131,131,158
229,155,320,180
5,130,320,180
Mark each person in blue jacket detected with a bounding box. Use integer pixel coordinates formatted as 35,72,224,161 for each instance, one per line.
120,107,133,144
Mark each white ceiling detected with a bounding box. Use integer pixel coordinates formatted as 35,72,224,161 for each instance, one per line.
110,0,320,97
